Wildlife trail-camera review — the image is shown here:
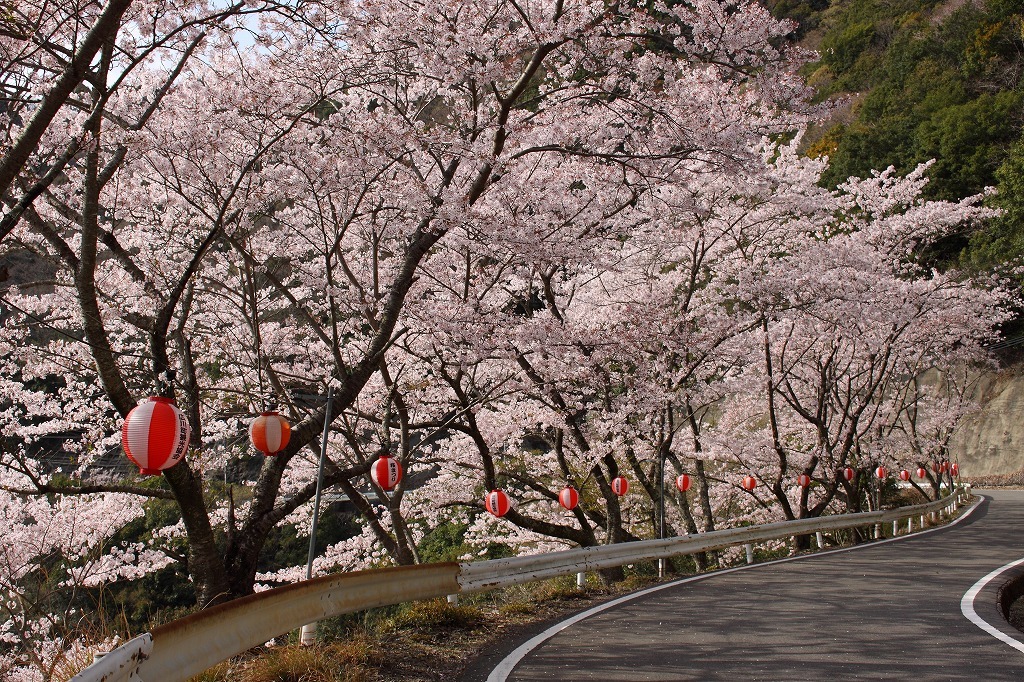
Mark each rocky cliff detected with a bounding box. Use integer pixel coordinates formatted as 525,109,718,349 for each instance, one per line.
952,369,1024,478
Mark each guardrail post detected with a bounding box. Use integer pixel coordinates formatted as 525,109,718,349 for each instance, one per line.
447,594,459,606
873,523,881,539
815,531,824,549
744,544,754,564
920,514,925,528
907,517,912,533
658,558,665,578
892,520,898,535
299,623,316,645
577,572,586,589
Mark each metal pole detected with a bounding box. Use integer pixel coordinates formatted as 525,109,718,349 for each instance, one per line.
300,385,334,646
874,477,882,539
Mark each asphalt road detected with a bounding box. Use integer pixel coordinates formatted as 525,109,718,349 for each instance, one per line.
482,490,1024,681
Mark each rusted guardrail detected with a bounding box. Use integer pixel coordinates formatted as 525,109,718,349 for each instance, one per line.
72,487,969,682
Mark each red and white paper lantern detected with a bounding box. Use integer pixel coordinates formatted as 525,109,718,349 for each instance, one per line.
611,476,629,496
249,411,291,456
370,456,403,490
558,486,579,511
485,489,513,517
797,474,811,488
675,474,692,492
899,469,911,482
843,467,855,482
940,461,950,473
122,396,190,476
875,466,888,479
741,475,757,491
916,467,927,479
951,463,960,477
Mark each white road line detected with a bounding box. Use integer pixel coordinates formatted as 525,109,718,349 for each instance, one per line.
487,496,985,682
961,556,1024,654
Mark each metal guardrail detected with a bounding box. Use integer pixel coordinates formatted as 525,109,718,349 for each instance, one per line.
72,487,969,682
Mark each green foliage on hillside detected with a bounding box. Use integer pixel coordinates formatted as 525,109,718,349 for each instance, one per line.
772,0,1024,272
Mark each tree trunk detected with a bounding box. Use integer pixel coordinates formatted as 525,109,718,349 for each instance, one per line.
164,463,233,606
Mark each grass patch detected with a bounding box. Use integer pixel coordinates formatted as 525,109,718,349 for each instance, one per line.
497,600,536,616
194,638,379,682
531,575,590,602
384,598,482,633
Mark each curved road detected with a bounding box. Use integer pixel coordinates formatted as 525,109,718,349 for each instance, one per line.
481,490,1024,681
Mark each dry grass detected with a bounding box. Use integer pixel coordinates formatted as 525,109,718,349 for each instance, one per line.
193,637,380,682
382,599,482,633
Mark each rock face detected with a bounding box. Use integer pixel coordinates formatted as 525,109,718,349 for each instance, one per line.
951,370,1024,477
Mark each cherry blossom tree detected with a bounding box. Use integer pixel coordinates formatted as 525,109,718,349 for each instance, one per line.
0,0,818,614
880,365,985,500
0,5,1007,678
711,162,1005,529
0,0,297,240
0,468,164,681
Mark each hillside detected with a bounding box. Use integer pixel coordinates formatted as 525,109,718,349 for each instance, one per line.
772,0,1024,275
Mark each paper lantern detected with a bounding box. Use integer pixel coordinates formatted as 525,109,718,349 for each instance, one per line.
370,455,403,490
611,476,629,496
741,475,757,491
249,411,291,456
916,467,927,479
843,467,855,482
558,486,579,510
951,463,960,477
933,462,941,473
485,489,512,517
675,474,692,492
940,461,950,473
122,396,190,476
899,469,911,482
875,466,888,479
797,474,811,488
